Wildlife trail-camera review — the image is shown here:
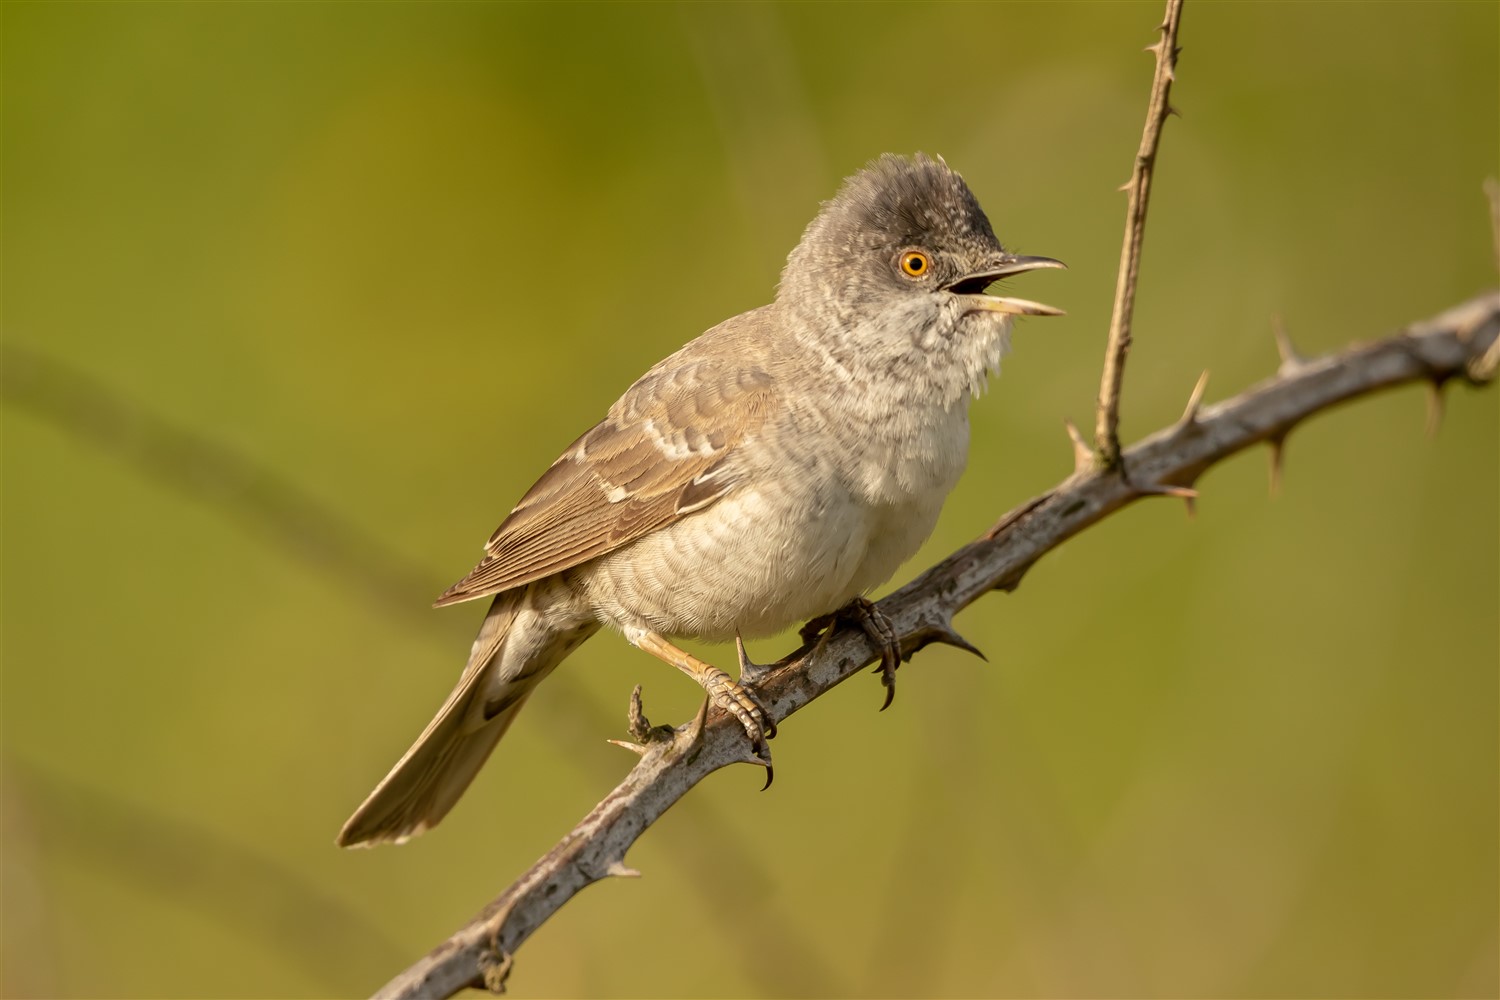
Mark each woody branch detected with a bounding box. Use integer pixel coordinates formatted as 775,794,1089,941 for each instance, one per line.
374,291,1500,999
1094,0,1185,470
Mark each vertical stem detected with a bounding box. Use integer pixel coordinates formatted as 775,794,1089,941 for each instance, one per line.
1094,0,1185,470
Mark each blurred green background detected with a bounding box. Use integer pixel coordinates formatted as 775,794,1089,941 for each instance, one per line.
3,2,1496,998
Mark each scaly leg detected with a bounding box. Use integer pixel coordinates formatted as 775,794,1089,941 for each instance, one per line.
626,627,777,756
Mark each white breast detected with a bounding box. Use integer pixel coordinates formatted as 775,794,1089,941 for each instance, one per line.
578,309,993,644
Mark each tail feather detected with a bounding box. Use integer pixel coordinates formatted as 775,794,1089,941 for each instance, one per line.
337,587,593,847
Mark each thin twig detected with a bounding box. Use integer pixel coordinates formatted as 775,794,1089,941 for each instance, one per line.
1095,0,1185,470
373,290,1500,1000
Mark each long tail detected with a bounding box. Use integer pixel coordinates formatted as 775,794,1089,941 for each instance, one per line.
337,586,597,847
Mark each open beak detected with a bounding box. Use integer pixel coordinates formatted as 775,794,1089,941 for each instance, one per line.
947,254,1067,317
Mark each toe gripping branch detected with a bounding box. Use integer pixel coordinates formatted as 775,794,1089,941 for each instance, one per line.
626,629,776,786
798,596,984,711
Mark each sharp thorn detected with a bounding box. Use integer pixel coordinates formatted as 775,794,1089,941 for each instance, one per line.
985,493,1050,541
1424,380,1446,437
679,697,711,750
735,633,772,686
1166,104,1182,118
1139,482,1199,500
740,748,772,770
1064,418,1093,473
932,621,988,662
1469,333,1500,383
606,860,642,879
1177,370,1210,430
1117,179,1132,193
605,738,648,756
1131,473,1198,515
1272,315,1304,372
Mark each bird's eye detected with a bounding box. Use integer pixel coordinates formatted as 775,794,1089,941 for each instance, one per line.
899,251,931,278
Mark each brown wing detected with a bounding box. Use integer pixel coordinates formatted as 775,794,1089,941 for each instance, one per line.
433,361,777,607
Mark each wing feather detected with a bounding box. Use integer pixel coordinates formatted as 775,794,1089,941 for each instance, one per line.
433,361,776,607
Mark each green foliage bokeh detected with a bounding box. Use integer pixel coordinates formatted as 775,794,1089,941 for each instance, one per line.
3,3,1496,997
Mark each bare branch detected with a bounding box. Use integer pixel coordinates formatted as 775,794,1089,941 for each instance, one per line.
374,290,1500,1000
1095,0,1186,470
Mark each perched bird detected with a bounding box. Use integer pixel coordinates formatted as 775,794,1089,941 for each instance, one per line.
338,153,1063,847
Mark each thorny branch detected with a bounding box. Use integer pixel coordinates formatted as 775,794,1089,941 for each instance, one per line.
371,1,1500,994
1095,0,1185,470
9,2,1485,995
375,291,1500,999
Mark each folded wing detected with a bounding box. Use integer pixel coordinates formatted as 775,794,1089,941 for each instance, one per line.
434,361,778,607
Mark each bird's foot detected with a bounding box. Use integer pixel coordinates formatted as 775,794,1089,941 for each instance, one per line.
627,627,776,786
699,666,775,788
801,596,903,710
700,665,777,749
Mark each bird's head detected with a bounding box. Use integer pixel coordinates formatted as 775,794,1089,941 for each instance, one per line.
779,154,1064,349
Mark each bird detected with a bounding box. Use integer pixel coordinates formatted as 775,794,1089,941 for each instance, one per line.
337,153,1063,847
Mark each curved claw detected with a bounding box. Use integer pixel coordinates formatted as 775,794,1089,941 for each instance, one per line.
728,697,776,791
743,746,775,791
801,598,904,709
865,606,901,711
844,597,902,711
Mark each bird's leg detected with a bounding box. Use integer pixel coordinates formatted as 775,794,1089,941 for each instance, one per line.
627,628,777,756
801,597,903,711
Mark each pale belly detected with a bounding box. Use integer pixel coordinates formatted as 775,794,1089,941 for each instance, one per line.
578,430,964,642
